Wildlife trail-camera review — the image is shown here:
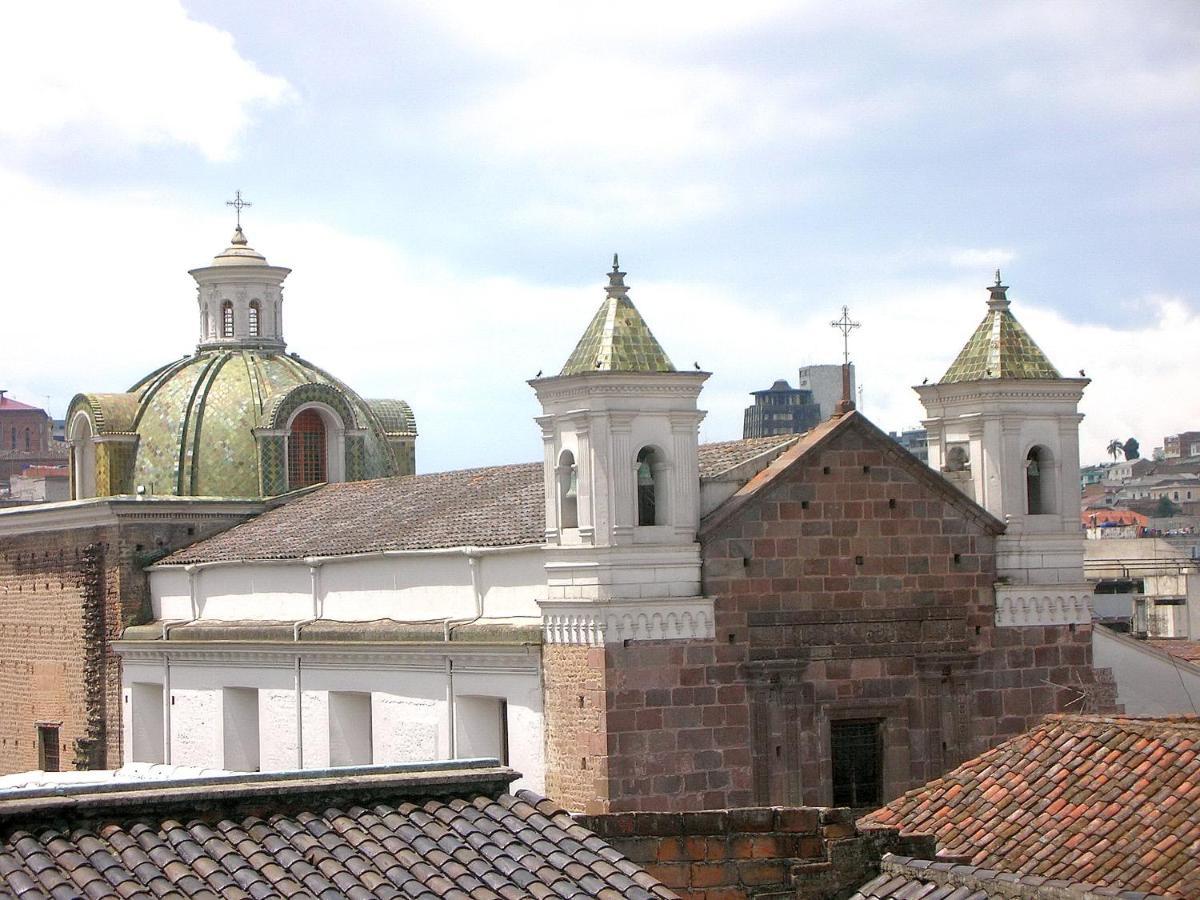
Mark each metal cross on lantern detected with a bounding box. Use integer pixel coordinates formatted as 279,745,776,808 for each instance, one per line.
226,190,252,227
831,305,861,365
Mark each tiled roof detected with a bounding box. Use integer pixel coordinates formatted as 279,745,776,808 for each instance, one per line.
162,438,800,564
13,466,67,479
940,280,1060,383
163,461,546,563
1148,640,1200,664
859,715,1200,898
697,434,799,478
560,261,674,375
0,762,676,900
851,854,1167,899
0,396,41,411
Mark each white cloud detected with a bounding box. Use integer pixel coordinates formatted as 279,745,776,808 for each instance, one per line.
2,169,1195,474
0,0,293,159
949,248,1016,269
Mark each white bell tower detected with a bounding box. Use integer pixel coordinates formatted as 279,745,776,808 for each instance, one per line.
531,257,715,644
916,273,1092,627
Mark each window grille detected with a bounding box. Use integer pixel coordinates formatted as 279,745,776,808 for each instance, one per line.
222,301,234,337
248,301,260,337
288,409,327,489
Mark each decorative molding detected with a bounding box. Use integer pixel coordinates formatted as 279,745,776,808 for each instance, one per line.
994,585,1093,627
540,597,715,645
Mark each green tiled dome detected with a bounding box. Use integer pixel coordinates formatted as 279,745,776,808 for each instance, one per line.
125,350,403,497
561,257,675,375
940,277,1060,384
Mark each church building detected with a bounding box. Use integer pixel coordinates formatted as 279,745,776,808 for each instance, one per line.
66,224,416,500
113,262,1115,812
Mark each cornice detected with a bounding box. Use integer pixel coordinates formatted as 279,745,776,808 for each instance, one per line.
539,597,715,645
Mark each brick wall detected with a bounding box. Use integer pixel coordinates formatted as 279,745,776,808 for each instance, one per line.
543,644,608,813
558,421,1116,813
0,511,254,774
579,805,936,900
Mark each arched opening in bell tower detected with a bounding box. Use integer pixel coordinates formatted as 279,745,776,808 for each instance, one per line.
558,449,578,529
637,446,662,526
1025,445,1055,515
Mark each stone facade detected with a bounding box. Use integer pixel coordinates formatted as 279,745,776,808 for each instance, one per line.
0,500,260,774
550,414,1117,813
580,805,935,900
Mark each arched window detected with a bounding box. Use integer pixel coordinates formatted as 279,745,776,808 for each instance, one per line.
248,300,260,337
288,409,327,489
1025,446,1054,515
23,428,30,450
222,301,234,337
558,450,578,529
69,413,96,499
201,308,209,340
637,447,660,526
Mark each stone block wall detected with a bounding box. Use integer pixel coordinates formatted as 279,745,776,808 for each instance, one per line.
551,422,1117,813
542,644,609,813
578,805,936,900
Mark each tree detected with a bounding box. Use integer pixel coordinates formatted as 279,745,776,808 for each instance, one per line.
1106,439,1124,461
1155,496,1179,518
1123,437,1140,460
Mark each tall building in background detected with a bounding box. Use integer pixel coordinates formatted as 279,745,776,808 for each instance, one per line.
0,393,67,496
798,363,855,421
743,379,823,437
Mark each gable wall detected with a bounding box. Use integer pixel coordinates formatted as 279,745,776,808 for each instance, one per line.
582,424,1114,813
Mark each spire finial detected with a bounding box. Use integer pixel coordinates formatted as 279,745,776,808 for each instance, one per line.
606,253,628,298
988,270,1010,307
226,190,252,228
830,306,861,414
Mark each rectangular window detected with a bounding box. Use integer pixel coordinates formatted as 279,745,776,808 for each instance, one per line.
222,687,261,772
131,682,165,764
831,719,882,808
454,696,509,765
38,724,61,772
329,691,373,766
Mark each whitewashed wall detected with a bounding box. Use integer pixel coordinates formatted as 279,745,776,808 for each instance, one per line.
149,547,545,623
120,648,545,792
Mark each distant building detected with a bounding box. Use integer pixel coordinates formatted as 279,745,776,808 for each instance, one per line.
9,465,69,503
742,379,822,438
1164,430,1200,459
1080,463,1112,488
797,363,854,420
888,427,928,464
0,393,68,494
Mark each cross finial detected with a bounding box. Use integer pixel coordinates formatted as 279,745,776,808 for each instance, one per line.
830,305,861,366
226,190,252,227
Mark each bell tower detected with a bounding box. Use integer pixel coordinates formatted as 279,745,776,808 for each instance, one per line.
531,257,714,643
916,273,1092,626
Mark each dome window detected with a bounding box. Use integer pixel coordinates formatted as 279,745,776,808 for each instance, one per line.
288,408,327,490
248,300,260,337
222,301,234,338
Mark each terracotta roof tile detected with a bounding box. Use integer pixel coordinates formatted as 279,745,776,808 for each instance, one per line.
162,438,800,564
858,715,1200,898
0,766,674,900
1147,640,1200,664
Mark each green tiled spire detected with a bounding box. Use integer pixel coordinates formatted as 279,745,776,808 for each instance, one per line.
560,256,676,375
940,272,1061,384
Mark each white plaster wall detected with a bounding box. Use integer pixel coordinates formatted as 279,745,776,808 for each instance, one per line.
151,548,545,625
222,687,260,771
123,654,544,791
260,688,299,771
169,688,222,768
328,692,373,766
375,693,441,762
152,568,193,620
1094,626,1200,715
455,696,505,761
198,565,313,620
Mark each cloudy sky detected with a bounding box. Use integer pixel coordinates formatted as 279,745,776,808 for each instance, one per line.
2,1,1198,472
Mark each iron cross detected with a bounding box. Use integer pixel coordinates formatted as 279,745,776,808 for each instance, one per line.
226,190,252,227
830,305,861,366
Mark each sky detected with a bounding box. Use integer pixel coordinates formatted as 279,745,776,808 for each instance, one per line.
1,1,1198,473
